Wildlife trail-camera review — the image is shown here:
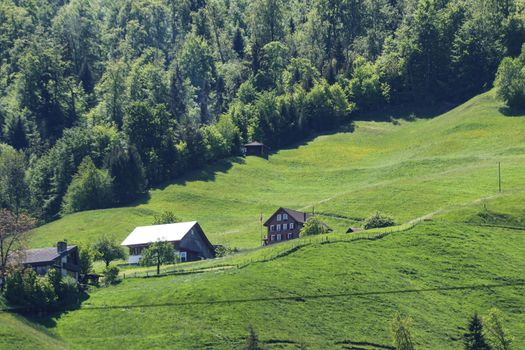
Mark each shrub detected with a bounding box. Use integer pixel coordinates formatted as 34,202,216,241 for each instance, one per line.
214,245,235,257
364,212,396,229
495,53,525,109
103,266,120,286
59,276,80,305
300,217,329,236
153,211,179,225
4,269,58,311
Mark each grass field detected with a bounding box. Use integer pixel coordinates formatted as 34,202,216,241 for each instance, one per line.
2,90,525,349
29,219,525,349
28,90,525,249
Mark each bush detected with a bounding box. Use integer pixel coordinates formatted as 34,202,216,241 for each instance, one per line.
4,269,57,311
300,217,329,237
364,212,396,229
103,266,120,286
153,211,179,225
495,54,525,109
214,245,239,257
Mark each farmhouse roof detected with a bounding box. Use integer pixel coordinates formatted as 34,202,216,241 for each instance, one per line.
264,208,310,226
121,221,198,246
22,246,77,264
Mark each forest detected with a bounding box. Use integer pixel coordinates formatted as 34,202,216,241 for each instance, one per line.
0,0,523,223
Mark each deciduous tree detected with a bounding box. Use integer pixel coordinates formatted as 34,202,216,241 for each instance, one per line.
0,209,35,289
140,240,176,275
93,235,125,268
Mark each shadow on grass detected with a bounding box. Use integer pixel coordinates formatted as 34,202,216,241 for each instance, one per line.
499,106,525,117
45,281,524,310
9,290,91,329
355,100,461,122
154,156,246,191
336,339,395,350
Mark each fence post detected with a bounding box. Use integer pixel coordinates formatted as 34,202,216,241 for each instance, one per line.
123,273,125,279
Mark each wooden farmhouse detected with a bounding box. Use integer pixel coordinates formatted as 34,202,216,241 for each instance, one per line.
263,208,332,245
242,141,269,158
120,221,215,264
20,241,80,280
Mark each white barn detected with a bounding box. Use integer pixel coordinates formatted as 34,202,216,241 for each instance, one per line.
120,221,215,264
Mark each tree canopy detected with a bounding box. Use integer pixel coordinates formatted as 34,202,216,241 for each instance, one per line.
0,0,523,222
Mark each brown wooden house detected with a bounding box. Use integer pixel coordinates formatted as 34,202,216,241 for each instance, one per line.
263,208,309,245
242,141,269,158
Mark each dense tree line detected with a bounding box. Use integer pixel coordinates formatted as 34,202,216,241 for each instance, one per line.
0,0,524,222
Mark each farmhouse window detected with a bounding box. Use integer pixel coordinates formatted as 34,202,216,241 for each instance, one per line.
290,223,295,229
287,233,292,239
277,224,281,231
180,251,187,262
283,214,288,220
283,223,288,230
277,214,282,221
277,234,282,241
270,225,275,232
271,235,275,241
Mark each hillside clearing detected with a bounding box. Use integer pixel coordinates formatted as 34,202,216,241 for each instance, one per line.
29,91,525,249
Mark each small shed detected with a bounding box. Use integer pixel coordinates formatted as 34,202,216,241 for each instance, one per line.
242,141,269,158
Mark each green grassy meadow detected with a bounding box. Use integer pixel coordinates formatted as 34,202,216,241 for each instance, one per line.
29,90,525,249
2,90,525,349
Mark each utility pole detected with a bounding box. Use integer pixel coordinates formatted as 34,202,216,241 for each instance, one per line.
260,210,263,246
498,162,502,193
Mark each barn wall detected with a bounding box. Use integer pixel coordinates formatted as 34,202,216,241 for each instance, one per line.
180,226,215,259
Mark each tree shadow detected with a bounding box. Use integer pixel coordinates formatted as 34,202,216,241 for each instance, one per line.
269,123,356,154
154,156,246,191
336,339,395,350
498,106,525,117
355,100,461,122
14,289,91,330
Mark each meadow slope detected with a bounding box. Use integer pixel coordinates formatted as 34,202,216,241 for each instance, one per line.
2,90,524,349
29,90,525,249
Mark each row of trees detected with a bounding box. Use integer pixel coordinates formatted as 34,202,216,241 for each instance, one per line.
0,0,524,222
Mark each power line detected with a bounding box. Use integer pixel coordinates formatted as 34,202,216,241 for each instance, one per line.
2,281,523,313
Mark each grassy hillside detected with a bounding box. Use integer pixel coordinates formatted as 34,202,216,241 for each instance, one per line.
0,312,66,350
29,90,525,249
36,218,525,349
3,90,523,349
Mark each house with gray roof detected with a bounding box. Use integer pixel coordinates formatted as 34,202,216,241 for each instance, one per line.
21,241,80,280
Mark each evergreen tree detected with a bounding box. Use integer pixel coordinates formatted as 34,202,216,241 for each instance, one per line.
464,313,491,350
391,314,415,350
244,325,261,350
233,27,245,58
105,140,147,205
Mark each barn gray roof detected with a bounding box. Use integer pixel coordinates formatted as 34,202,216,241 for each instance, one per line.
22,246,77,264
